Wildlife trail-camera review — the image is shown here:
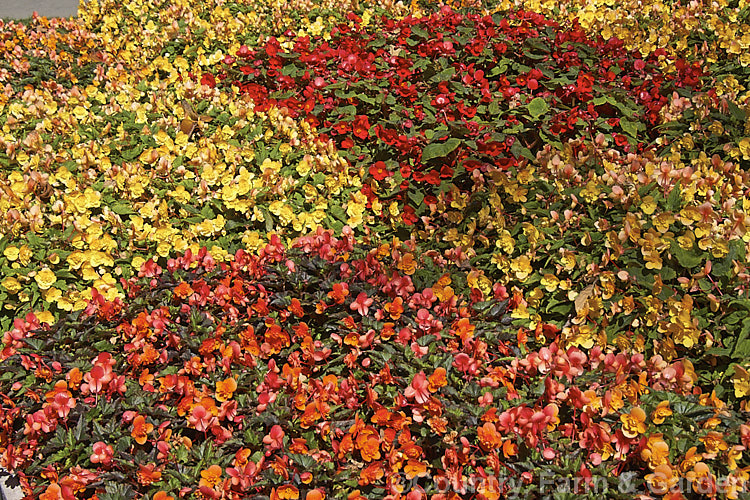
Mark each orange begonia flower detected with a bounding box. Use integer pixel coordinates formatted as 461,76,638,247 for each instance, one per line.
356,427,381,462
215,377,237,402
131,415,153,445
700,431,728,458
380,322,396,340
358,461,384,486
645,464,678,496
289,438,309,454
651,401,673,424
454,317,475,344
305,489,325,500
327,282,349,304
173,282,193,299
289,298,305,317
404,459,428,480
686,462,716,495
136,463,162,486
272,484,299,500
66,367,82,390
641,433,670,470
199,464,223,488
338,433,354,460
384,297,404,320
397,253,416,275
427,416,448,434
619,406,647,438
428,367,447,392
477,422,503,451
39,483,63,500
153,492,175,500
502,439,518,458
264,322,291,355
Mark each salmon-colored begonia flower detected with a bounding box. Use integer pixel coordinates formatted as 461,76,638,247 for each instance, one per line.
263,424,285,451
350,292,374,316
404,371,430,404
91,441,114,466
188,404,218,433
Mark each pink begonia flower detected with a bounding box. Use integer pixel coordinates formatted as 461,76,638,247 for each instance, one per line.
91,441,114,466
263,424,285,451
349,292,374,316
405,371,430,404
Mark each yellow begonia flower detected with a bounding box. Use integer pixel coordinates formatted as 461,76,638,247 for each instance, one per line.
640,195,657,215
732,365,750,398
35,311,55,324
34,268,58,290
44,288,63,303
2,277,22,294
19,246,33,266
3,246,20,261
131,256,146,273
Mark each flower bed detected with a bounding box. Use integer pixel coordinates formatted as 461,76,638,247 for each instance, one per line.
1,0,750,498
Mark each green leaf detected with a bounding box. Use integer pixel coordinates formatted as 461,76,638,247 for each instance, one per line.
670,240,703,269
121,145,144,161
527,97,549,118
620,117,638,138
665,182,682,211
430,67,455,83
408,190,424,206
110,203,135,215
421,138,461,162
411,26,429,39
728,101,746,121
732,319,750,359
592,96,610,106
